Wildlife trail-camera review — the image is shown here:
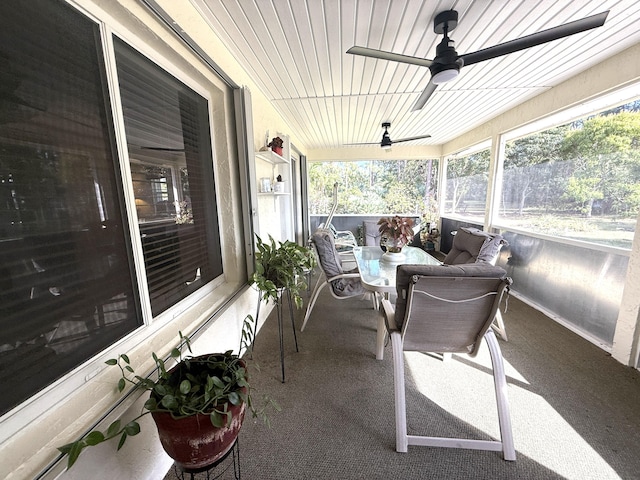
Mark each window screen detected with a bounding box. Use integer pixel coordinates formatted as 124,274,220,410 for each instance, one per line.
444,149,490,221
0,0,140,415
114,38,223,316
499,106,640,249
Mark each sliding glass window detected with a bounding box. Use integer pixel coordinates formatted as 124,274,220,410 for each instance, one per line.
114,38,223,317
0,1,225,417
0,0,139,416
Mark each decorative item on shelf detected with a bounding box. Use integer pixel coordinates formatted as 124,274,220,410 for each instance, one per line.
273,174,285,193
260,177,271,193
57,321,279,471
268,136,284,156
377,215,415,262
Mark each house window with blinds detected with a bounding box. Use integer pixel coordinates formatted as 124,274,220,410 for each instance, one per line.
114,37,223,317
0,0,224,417
0,0,141,416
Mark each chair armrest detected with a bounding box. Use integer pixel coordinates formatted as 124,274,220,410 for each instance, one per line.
326,272,360,282
381,298,399,332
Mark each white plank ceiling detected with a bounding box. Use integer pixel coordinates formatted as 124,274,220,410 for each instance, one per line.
191,0,640,150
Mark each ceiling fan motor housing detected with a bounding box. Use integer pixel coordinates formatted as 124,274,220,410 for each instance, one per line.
430,10,461,82
430,37,461,76
381,122,392,148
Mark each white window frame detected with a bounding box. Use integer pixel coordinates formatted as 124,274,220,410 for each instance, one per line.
0,0,231,443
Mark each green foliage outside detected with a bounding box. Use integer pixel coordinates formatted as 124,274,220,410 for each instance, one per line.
445,149,490,217
502,107,640,248
309,102,640,249
308,159,438,217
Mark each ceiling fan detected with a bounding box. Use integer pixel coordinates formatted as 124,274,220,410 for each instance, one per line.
347,9,609,112
347,122,431,149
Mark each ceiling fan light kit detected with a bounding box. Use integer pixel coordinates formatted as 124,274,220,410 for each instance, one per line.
347,9,609,111
431,68,459,85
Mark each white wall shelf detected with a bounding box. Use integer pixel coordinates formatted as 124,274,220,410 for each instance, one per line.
257,192,289,196
254,141,294,242
256,149,289,165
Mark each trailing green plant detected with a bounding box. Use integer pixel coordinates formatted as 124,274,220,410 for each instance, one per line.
251,235,316,309
57,315,277,469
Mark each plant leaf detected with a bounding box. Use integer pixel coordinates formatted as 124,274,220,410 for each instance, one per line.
210,411,225,428
117,432,127,450
117,377,126,392
66,441,86,468
179,379,191,395
105,358,117,366
84,431,105,446
161,394,178,410
57,442,75,454
144,397,157,410
227,391,240,405
211,376,225,388
124,421,140,436
106,420,121,437
154,384,167,396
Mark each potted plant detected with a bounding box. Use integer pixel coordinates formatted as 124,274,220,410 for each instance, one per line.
251,235,316,309
57,315,277,471
377,215,415,254
267,136,284,156
418,208,440,251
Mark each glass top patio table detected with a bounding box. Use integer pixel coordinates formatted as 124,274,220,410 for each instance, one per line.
352,245,441,360
352,246,441,295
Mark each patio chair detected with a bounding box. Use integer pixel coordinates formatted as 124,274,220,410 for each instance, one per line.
444,227,507,265
363,220,382,246
444,227,510,340
318,182,358,253
321,222,358,253
381,262,515,460
301,228,374,332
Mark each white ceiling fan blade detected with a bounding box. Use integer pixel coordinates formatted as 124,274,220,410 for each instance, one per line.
411,81,438,111
347,46,433,67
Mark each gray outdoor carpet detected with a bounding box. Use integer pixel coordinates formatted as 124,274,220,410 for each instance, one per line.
164,278,640,480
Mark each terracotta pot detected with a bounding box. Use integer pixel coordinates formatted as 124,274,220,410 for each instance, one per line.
151,402,245,469
150,357,247,470
271,146,283,156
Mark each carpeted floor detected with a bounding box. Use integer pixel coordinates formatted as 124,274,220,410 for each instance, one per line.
164,278,640,480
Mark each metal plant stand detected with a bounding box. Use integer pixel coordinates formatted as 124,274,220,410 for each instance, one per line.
172,439,240,480
255,287,298,382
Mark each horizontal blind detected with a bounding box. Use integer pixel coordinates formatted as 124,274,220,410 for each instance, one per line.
114,37,223,317
0,0,140,416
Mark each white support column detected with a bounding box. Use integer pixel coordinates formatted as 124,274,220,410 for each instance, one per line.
486,134,505,230
612,209,640,367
